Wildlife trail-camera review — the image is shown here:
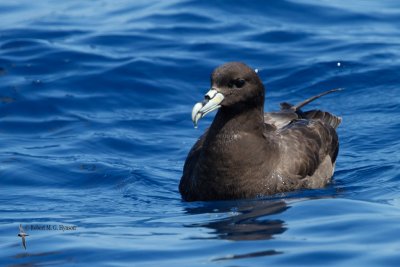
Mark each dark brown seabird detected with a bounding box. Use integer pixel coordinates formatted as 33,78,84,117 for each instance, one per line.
179,62,341,202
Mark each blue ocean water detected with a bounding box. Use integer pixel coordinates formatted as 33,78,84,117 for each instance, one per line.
1,0,400,266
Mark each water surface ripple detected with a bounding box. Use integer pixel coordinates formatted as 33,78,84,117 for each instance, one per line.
1,0,400,266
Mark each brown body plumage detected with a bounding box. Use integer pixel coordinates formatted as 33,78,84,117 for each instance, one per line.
180,62,341,201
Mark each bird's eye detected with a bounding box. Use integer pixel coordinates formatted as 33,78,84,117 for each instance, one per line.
233,78,246,88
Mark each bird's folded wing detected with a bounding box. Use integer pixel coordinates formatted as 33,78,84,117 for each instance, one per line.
264,111,299,130
275,119,339,179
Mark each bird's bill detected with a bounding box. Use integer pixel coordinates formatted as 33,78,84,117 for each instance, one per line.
191,88,224,128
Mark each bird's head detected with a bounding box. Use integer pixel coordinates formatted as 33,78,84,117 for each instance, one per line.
192,62,264,127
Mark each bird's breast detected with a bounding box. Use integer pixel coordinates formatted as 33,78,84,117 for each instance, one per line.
200,132,269,177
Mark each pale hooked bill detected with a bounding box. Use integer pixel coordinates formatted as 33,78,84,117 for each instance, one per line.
191,89,224,128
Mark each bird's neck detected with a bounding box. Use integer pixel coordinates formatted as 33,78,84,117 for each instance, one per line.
210,105,265,135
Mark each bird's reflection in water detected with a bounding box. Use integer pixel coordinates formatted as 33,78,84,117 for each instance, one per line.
185,199,288,241
213,249,283,261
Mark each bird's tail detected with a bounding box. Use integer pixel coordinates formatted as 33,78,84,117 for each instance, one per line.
280,88,343,129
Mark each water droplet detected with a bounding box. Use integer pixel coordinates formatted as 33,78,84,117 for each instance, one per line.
32,79,42,85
